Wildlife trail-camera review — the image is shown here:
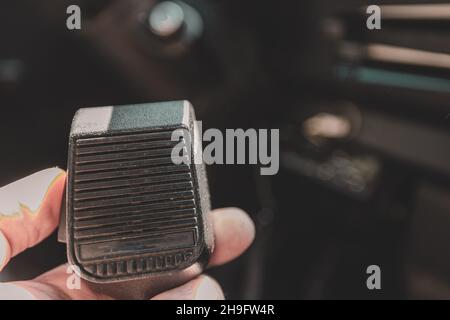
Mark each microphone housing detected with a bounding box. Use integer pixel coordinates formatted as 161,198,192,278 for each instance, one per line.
59,101,212,297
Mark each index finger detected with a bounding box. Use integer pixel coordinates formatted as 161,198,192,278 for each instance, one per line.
0,168,66,271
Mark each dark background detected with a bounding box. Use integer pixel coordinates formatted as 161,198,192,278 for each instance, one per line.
1,0,450,299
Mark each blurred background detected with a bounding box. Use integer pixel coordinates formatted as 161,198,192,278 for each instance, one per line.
1,0,450,299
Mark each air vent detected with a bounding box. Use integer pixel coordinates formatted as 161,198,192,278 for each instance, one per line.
333,2,450,105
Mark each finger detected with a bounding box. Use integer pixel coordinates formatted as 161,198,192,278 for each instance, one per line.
208,207,255,267
0,168,66,271
0,206,254,300
0,283,35,300
10,264,111,300
5,264,110,300
152,275,224,300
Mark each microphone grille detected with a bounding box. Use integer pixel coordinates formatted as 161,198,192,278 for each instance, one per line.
65,102,211,282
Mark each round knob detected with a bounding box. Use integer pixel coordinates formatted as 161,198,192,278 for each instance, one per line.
148,1,185,38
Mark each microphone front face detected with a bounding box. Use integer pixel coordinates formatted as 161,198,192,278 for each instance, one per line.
64,101,212,283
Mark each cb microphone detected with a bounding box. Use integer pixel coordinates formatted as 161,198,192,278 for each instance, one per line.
59,101,213,299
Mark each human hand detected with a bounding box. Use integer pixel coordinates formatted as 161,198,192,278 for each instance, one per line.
0,168,255,300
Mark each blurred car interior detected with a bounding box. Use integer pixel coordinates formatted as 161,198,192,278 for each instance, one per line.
1,0,450,299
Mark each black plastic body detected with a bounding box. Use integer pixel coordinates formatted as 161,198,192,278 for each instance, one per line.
59,101,213,297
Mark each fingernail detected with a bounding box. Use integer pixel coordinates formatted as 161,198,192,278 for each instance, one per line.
0,283,35,300
194,277,224,300
0,231,8,271
0,167,65,216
